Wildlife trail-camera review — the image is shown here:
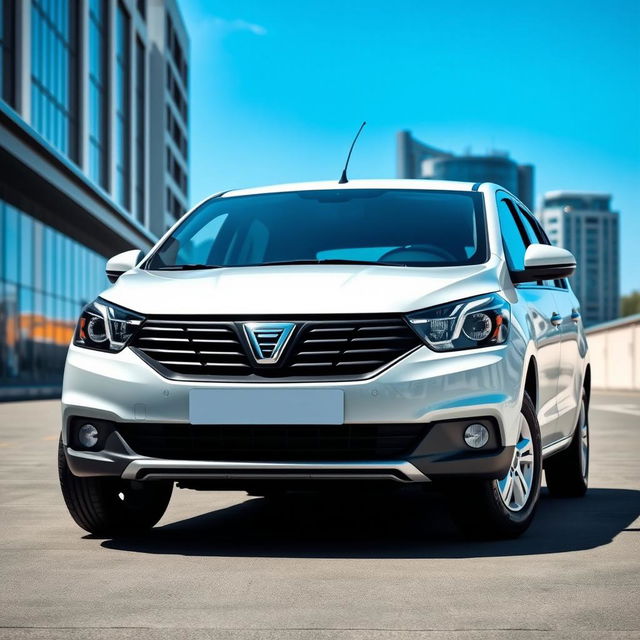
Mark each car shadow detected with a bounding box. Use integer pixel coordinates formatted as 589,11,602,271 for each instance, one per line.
100,486,640,559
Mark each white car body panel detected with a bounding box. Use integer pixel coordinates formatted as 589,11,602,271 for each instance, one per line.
100,261,502,316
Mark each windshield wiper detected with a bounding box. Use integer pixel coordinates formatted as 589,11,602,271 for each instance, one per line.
252,259,392,267
154,264,222,271
154,259,405,270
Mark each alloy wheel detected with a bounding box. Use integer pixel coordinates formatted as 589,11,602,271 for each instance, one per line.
497,414,535,512
578,399,589,480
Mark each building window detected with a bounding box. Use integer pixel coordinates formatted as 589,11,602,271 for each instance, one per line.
165,186,182,220
0,0,16,106
166,62,187,121
165,14,187,85
88,0,108,188
166,104,187,157
115,3,131,210
31,0,79,160
165,146,187,195
135,37,145,223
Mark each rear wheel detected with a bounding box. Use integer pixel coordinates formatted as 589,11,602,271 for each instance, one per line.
445,392,542,539
58,437,173,536
544,389,589,497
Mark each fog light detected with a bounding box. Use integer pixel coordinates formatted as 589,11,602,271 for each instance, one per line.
78,423,99,448
464,423,489,449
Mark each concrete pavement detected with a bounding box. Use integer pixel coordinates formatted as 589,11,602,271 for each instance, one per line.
0,392,639,639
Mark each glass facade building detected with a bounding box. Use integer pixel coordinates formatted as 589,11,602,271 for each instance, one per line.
135,36,145,223
115,2,131,209
161,9,189,227
0,0,15,105
0,0,189,400
0,199,107,393
88,0,108,187
31,0,79,160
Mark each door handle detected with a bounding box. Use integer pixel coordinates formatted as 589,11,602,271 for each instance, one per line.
570,309,581,323
550,312,562,327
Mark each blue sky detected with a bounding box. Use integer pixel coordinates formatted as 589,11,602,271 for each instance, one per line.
181,0,640,294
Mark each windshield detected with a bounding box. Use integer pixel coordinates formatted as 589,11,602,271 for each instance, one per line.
146,189,488,269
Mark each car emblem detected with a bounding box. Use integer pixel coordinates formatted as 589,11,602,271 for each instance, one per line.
242,322,296,364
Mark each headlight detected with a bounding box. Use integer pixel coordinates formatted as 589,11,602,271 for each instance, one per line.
74,299,144,352
406,293,510,352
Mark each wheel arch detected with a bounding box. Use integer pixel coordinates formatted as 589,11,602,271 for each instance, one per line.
583,364,591,407
523,356,538,413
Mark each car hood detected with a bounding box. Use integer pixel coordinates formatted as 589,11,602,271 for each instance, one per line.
100,261,502,316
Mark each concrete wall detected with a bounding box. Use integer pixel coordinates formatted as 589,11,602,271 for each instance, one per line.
586,315,640,390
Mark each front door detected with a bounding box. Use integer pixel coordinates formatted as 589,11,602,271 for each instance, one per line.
516,285,563,444
496,195,563,446
552,282,585,439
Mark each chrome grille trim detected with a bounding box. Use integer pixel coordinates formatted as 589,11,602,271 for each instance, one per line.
131,316,421,380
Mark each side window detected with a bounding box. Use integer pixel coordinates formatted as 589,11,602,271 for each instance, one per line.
517,205,566,288
534,220,552,245
517,205,549,245
496,198,528,271
515,205,542,245
512,202,553,287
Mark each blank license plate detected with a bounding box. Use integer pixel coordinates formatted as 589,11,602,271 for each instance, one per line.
189,388,344,425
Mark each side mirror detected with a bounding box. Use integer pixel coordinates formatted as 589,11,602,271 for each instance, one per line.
511,244,576,284
106,249,144,283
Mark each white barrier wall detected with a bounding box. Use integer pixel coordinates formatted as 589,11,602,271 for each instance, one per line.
586,315,640,391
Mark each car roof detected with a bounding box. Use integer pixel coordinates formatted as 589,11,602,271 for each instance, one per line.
218,179,484,199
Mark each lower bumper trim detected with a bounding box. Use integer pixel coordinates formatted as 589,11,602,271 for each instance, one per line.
121,459,430,483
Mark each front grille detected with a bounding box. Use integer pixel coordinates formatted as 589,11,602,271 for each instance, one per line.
132,320,250,376
116,423,428,462
131,316,421,380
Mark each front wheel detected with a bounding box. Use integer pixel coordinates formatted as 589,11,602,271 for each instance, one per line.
58,437,173,536
445,392,543,539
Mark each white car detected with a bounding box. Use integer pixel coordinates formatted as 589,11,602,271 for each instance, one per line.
58,179,590,539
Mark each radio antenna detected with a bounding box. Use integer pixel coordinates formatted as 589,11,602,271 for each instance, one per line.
338,121,367,184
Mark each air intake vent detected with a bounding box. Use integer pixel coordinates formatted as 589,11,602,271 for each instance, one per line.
116,423,429,462
131,316,421,380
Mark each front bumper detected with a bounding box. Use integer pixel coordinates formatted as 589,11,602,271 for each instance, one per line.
61,340,524,484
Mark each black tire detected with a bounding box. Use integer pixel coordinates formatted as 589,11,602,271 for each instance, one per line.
445,392,543,539
544,389,589,498
58,437,173,536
